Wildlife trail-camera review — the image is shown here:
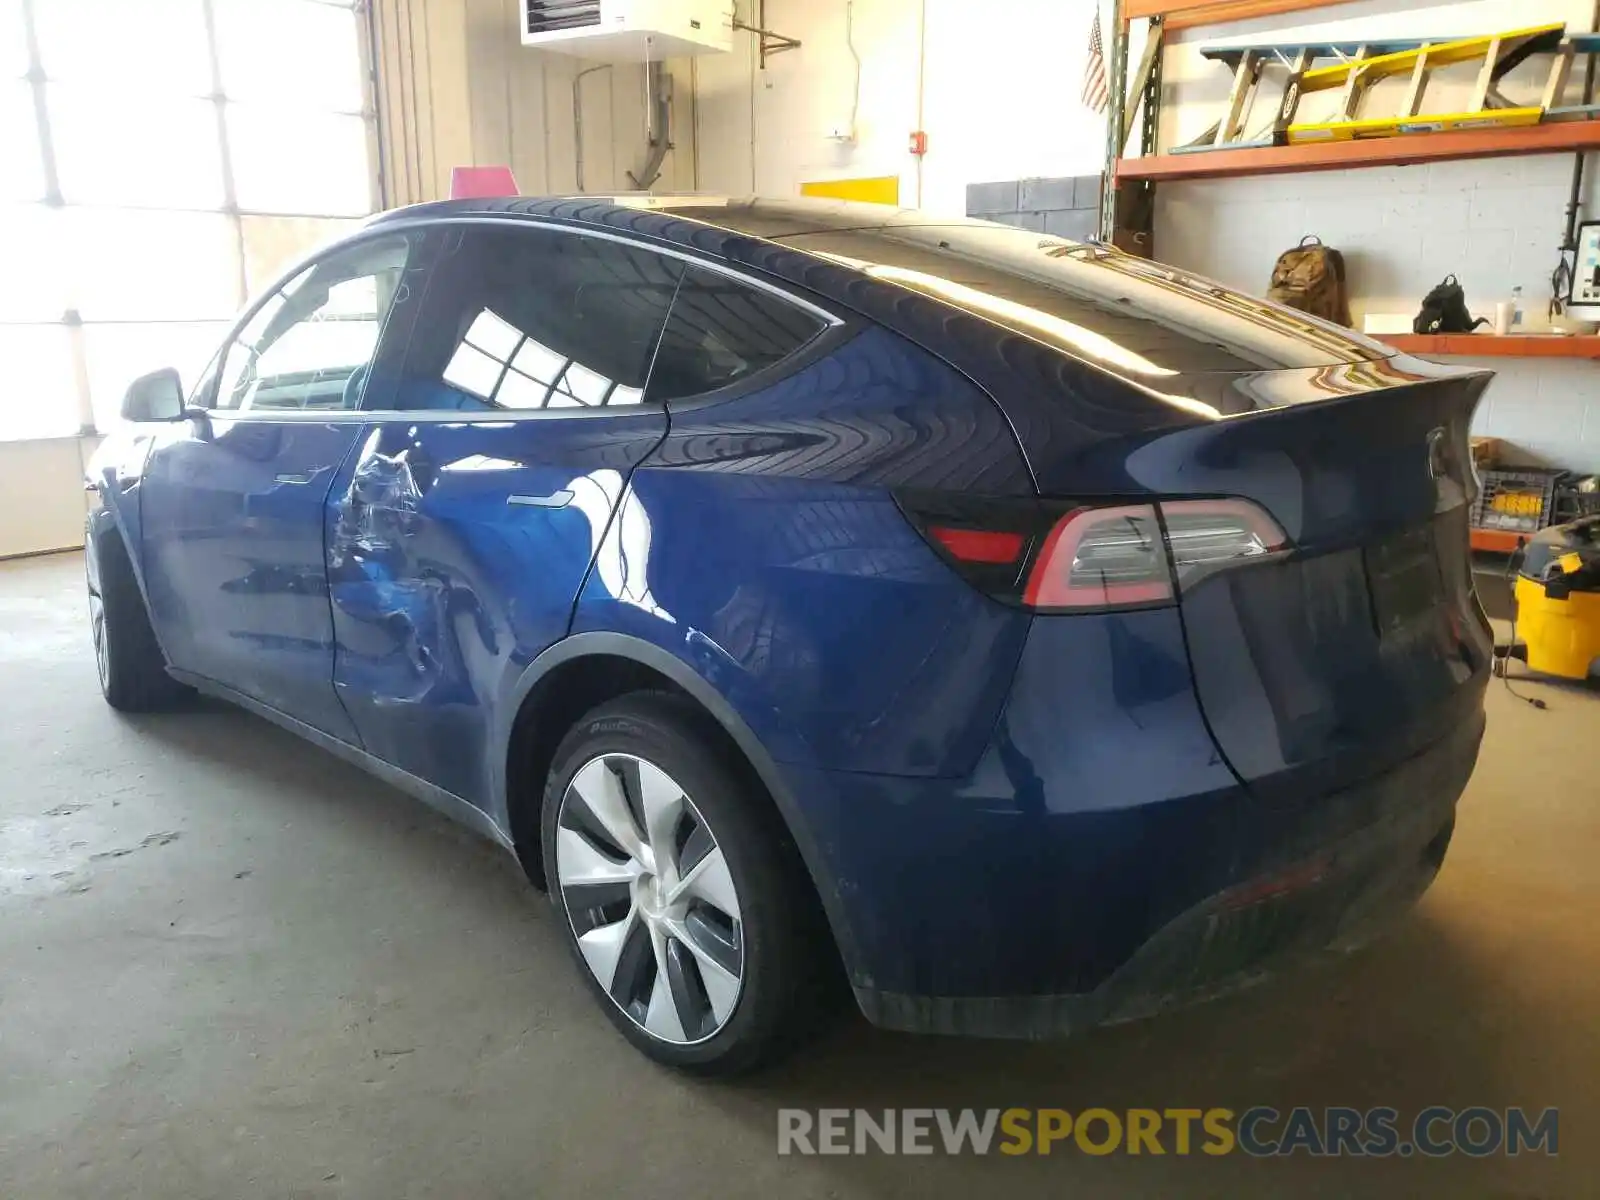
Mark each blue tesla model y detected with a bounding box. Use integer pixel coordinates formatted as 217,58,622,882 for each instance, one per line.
85,197,1492,1073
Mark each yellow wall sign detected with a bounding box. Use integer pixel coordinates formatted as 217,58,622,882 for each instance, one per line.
799,176,900,205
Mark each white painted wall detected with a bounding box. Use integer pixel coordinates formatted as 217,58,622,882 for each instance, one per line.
412,0,1114,211
1152,0,1600,471
690,0,1112,213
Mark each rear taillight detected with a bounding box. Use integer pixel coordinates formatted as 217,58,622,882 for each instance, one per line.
1024,504,1171,609
1160,499,1287,591
898,493,1288,612
926,526,1025,565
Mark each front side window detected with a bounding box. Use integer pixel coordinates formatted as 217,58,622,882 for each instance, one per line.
388,227,682,412
212,233,411,412
647,267,828,403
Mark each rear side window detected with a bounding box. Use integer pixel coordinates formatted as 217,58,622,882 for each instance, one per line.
387,227,682,412
646,267,827,403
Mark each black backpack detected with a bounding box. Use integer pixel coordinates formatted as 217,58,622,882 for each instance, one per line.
1413,276,1488,334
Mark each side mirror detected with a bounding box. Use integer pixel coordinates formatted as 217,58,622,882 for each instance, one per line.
121,367,185,422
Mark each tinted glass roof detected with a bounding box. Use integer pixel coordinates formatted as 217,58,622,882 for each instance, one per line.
646,196,969,239
374,196,1393,375
643,199,1390,374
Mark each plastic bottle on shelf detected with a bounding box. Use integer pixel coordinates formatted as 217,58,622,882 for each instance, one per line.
1511,286,1525,330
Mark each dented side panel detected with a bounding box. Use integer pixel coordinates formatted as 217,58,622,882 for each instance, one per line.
324,413,668,811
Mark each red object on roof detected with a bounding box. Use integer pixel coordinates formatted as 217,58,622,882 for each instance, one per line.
450,166,519,199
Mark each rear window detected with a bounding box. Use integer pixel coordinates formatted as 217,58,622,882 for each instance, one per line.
774,223,1392,375
646,267,827,402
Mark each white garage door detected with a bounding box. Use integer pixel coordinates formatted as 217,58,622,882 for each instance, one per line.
0,0,376,442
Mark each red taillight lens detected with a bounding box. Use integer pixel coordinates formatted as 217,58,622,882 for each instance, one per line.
1023,504,1172,609
926,526,1025,565
897,491,1288,612
1160,498,1287,591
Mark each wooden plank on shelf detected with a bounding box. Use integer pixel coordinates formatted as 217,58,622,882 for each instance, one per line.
1123,0,1358,33
1116,120,1600,181
1377,333,1600,358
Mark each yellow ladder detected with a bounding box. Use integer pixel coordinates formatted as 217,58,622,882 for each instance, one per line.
1286,24,1565,143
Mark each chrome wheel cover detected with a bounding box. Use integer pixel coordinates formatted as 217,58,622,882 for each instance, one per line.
555,754,744,1045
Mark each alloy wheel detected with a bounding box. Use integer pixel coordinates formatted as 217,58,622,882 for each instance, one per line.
87,581,108,691
555,753,744,1045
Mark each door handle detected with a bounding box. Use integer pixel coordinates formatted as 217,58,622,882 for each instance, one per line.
507,490,574,509
274,473,314,485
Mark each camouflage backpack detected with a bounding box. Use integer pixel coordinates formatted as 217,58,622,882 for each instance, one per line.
1267,235,1351,327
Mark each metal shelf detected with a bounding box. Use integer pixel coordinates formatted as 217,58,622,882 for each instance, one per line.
1378,333,1600,358
1122,0,1359,33
1116,120,1600,182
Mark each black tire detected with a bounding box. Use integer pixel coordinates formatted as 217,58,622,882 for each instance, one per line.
541,692,831,1075
86,525,191,712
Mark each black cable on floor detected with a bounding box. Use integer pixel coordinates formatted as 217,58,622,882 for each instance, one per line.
1500,549,1549,711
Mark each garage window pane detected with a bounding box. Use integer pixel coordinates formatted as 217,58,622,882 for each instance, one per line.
216,0,363,111
0,325,78,441
0,1,26,78
82,320,231,433
0,81,43,203
51,86,224,209
229,106,370,215
241,214,362,293
66,208,240,320
0,204,66,321
35,0,212,97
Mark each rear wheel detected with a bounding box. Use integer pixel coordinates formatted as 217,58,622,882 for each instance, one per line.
86,527,190,712
541,693,827,1075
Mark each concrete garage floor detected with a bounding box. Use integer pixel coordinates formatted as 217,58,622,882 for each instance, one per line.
2,551,1596,1200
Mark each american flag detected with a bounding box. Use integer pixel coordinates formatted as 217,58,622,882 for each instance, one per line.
1082,10,1109,113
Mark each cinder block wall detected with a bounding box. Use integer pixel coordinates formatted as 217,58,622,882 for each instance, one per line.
967,175,1102,240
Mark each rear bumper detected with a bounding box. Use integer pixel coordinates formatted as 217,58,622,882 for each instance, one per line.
854,716,1474,1037
777,609,1486,1037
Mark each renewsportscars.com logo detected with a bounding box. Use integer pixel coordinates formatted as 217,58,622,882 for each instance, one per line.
777,1106,1559,1158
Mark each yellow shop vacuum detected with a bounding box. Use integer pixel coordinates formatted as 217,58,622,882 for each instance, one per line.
1504,515,1600,681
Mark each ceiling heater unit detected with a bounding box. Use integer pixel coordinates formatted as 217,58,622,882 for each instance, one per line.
522,1,732,58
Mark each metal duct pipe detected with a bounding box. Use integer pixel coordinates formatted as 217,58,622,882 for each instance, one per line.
573,63,612,193
628,59,672,191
